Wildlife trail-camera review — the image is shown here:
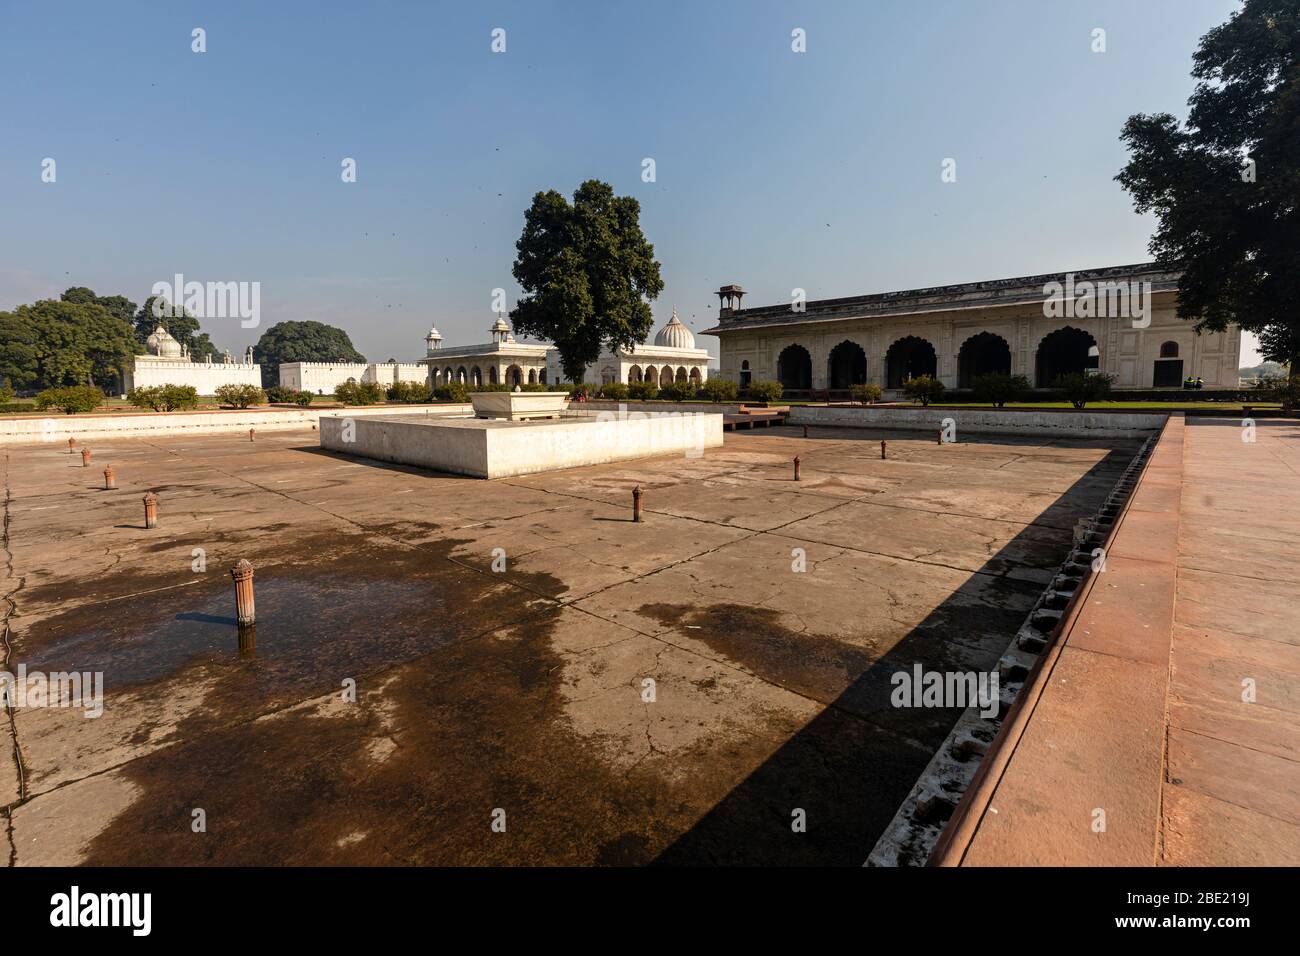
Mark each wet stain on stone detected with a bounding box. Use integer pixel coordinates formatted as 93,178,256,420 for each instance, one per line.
34,534,715,865
78,601,696,865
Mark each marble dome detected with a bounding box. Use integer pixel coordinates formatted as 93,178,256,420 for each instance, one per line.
653,309,694,349
146,325,183,358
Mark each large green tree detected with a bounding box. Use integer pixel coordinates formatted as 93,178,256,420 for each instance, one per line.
1117,0,1300,370
62,286,138,325
509,179,664,382
253,320,366,387
133,296,217,362
0,298,136,391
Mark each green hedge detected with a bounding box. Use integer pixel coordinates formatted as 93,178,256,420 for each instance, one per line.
128,384,201,411
35,386,104,414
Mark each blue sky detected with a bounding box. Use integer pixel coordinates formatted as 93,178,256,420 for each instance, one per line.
0,0,1259,364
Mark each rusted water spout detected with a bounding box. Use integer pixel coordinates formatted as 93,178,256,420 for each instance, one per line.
632,485,643,523
103,465,115,490
142,492,158,529
232,559,255,624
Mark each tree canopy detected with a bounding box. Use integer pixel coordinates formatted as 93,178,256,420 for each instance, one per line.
1117,0,1300,369
253,320,366,387
509,179,664,382
62,286,137,325
0,296,136,392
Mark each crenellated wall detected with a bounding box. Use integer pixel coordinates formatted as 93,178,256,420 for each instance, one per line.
279,362,426,394
124,359,262,393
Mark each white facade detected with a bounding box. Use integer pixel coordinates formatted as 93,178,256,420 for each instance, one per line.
421,317,553,388
705,265,1243,393
420,311,713,389
547,311,712,386
123,326,262,394
279,362,427,395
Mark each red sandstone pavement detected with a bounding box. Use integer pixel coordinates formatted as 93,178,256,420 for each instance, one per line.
949,415,1300,866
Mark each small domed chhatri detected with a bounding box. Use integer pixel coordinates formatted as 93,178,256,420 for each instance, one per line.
653,308,695,349
146,325,184,359
424,324,443,355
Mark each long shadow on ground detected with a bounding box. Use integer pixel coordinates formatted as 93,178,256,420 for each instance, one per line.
651,441,1138,865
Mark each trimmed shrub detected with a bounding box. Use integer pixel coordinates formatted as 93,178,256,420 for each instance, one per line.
850,383,883,405
292,389,314,406
214,383,265,409
971,373,1031,407
1259,375,1300,410
34,385,103,415
265,385,295,403
520,382,549,392
600,382,629,401
386,380,432,403
628,380,659,401
0,380,14,404
433,381,470,403
700,378,739,403
746,380,784,403
902,375,945,406
659,380,697,402
334,379,385,405
126,384,199,412
568,382,599,400
1052,372,1115,409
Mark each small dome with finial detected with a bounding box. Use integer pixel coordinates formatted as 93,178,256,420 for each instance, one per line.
147,325,183,358
490,315,513,343
653,308,694,349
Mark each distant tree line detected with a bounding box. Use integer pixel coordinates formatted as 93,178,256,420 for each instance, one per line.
0,287,366,395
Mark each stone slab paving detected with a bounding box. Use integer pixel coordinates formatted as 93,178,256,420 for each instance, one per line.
952,416,1300,866
0,424,1136,865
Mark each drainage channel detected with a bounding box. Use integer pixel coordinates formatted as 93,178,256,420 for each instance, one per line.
866,432,1158,867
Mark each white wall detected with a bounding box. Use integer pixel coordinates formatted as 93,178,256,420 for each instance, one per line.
279,362,426,394
124,360,262,394
0,403,473,444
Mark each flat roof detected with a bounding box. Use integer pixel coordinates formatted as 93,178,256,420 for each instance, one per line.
703,262,1180,335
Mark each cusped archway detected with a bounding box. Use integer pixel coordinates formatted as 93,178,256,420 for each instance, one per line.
777,345,813,390
885,336,937,389
1035,327,1098,387
828,340,868,389
957,332,1012,389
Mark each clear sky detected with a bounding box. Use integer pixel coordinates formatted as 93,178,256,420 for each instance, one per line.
0,0,1261,365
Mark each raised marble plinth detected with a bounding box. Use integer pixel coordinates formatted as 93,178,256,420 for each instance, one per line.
470,391,569,421
319,409,724,479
